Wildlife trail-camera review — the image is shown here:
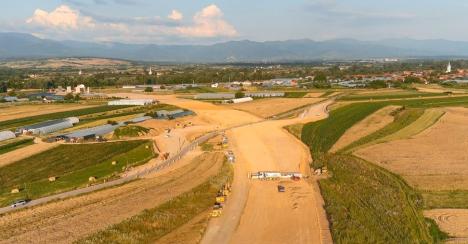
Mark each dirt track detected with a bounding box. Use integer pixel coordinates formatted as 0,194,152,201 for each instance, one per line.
0,151,223,244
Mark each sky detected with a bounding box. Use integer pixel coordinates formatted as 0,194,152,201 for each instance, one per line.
0,0,465,44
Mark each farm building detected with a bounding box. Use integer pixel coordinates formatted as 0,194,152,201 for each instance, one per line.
245,92,285,98
28,93,64,101
194,93,235,100
17,117,79,135
0,131,16,142
108,99,156,106
126,116,152,124
231,97,254,104
60,124,121,142
155,109,194,119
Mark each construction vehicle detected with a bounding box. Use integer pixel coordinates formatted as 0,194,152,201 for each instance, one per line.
211,203,223,217
277,185,285,192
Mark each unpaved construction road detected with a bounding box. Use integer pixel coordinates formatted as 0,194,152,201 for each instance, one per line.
117,94,333,244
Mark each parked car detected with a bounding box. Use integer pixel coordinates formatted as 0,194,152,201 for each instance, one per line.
277,185,285,192
10,199,29,208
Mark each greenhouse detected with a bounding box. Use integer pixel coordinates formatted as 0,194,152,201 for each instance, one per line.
0,131,16,142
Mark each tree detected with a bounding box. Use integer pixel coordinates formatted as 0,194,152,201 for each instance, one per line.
314,72,327,82
367,80,387,89
64,93,74,101
404,76,421,84
74,94,81,100
144,87,154,92
235,91,245,98
0,82,7,93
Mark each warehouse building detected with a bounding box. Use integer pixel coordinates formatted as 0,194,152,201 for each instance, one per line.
108,99,156,106
17,117,79,135
194,93,235,100
0,131,16,142
230,97,254,104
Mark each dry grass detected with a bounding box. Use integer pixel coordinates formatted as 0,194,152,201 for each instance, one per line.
225,98,323,118
0,104,97,121
425,209,468,239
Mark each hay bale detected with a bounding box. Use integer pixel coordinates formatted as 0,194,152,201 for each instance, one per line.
111,161,117,165
145,145,149,149
48,176,56,182
88,176,97,182
11,188,20,194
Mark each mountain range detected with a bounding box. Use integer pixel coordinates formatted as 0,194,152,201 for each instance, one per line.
1,32,468,63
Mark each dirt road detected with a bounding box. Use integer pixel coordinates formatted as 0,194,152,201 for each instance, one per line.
114,93,333,243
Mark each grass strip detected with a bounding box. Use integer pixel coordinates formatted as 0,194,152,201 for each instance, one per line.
0,138,34,155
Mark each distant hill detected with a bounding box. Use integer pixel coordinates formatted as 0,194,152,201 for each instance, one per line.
1,32,468,62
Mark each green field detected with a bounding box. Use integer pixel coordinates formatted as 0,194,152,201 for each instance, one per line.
320,154,444,243
422,190,468,209
113,125,150,139
0,140,155,207
77,158,233,244
0,138,34,155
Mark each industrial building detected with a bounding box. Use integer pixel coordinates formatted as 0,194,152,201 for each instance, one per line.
194,93,235,100
28,93,64,101
108,99,156,106
0,131,16,142
17,117,79,135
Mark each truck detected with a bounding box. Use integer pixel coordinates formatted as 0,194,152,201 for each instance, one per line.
249,171,302,180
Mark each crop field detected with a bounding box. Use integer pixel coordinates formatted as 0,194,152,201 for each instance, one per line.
0,138,34,155
77,158,233,244
319,154,444,243
0,103,98,121
339,90,448,101
0,105,132,131
331,105,400,152
0,140,154,207
297,95,468,242
284,91,308,98
340,107,425,152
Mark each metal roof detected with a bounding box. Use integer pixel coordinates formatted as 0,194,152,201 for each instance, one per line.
62,124,121,139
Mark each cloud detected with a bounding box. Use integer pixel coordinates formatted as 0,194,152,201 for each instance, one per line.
168,10,183,21
26,5,94,30
176,4,237,37
22,4,237,43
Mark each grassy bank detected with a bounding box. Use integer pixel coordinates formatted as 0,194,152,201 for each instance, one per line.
76,160,233,244
320,154,442,243
0,140,155,207
0,138,34,155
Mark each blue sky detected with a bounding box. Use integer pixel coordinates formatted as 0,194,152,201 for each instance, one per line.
0,0,464,44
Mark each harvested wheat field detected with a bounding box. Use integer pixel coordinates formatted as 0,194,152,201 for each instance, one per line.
225,98,324,118
356,107,468,191
0,104,96,121
0,151,224,244
330,105,400,152
304,92,324,98
425,209,468,240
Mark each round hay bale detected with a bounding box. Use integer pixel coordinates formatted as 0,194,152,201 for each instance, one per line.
11,188,20,194
88,176,97,182
111,161,117,165
48,176,56,182
145,145,149,149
